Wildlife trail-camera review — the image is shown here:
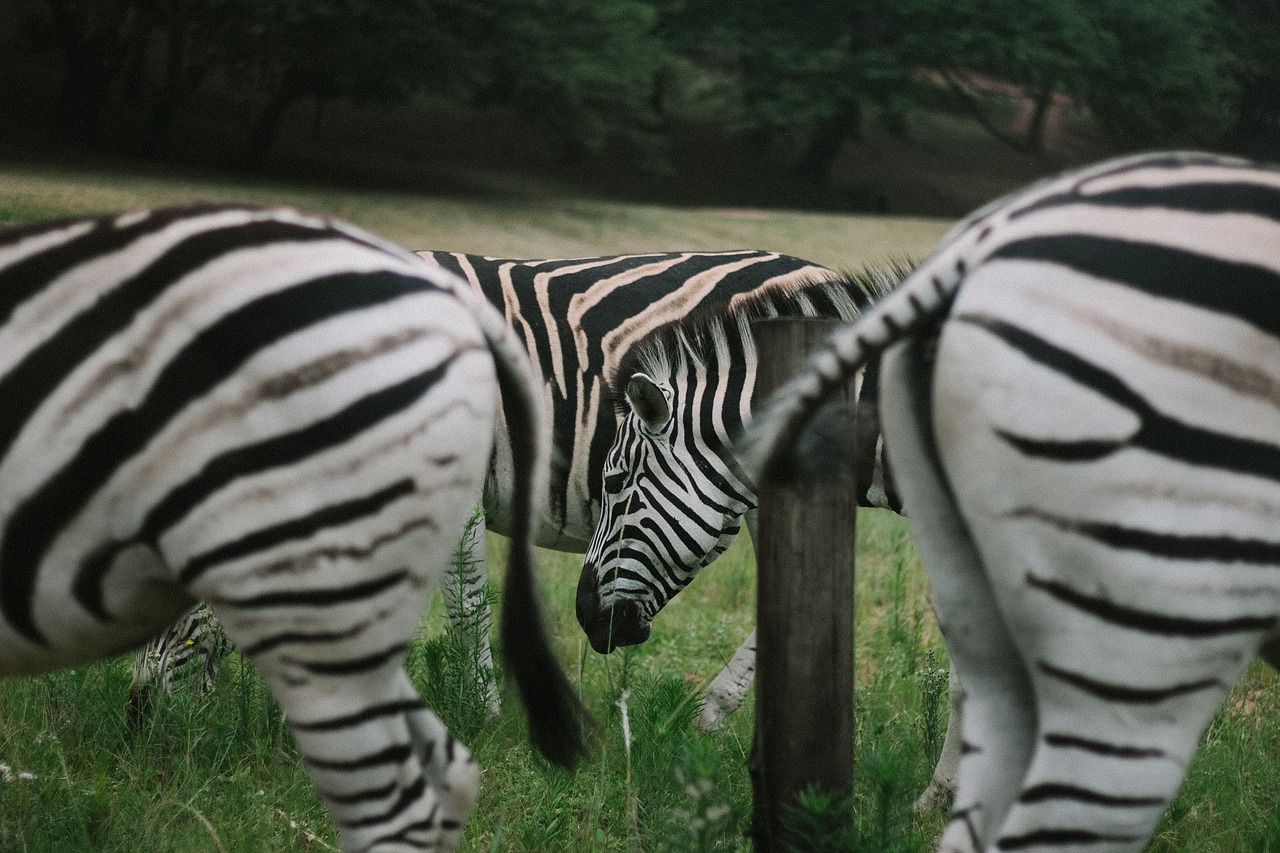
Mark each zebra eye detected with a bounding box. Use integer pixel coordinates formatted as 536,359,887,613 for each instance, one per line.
603,471,628,493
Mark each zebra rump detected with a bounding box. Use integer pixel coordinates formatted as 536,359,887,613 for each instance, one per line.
0,203,583,853
738,150,1280,852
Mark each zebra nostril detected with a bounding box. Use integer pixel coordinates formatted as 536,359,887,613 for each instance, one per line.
575,567,652,653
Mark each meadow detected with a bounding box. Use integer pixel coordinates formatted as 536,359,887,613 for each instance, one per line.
0,163,1277,851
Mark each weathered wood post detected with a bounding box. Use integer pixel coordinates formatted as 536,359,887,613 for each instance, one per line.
748,317,856,850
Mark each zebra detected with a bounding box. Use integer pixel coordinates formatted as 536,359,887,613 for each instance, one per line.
127,600,227,724
0,203,584,853
127,250,837,718
421,249,859,722
736,150,1280,852
129,247,964,804
568,259,969,805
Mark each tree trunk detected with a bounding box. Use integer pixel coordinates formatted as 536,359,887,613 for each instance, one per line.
1023,87,1053,154
245,83,304,166
794,98,863,187
749,318,857,851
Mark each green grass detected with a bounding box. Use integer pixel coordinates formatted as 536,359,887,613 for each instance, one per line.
1,162,1279,851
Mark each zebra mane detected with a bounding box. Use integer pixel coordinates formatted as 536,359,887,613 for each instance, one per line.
607,260,910,414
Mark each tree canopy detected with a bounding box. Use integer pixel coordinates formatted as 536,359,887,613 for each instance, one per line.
8,0,1275,178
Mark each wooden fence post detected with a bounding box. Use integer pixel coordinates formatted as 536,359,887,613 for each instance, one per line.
748,317,856,851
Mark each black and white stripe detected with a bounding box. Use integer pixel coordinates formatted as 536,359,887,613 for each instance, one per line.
131,250,839,716
0,204,582,853
739,150,1280,852
571,267,906,703
131,247,960,802
127,602,227,722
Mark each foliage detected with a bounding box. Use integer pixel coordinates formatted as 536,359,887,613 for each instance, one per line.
7,0,1276,180
412,506,498,746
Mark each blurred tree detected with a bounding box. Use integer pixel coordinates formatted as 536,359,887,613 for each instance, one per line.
1215,0,1280,137
10,0,1268,179
480,0,669,168
16,0,147,146
659,0,1240,185
657,0,922,185
906,0,1237,151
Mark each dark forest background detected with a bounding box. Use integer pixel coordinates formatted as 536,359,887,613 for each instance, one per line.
2,0,1278,216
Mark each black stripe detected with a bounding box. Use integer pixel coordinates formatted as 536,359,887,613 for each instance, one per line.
1,268,431,644
176,479,418,585
1042,732,1167,759
1011,175,1280,221
0,206,249,326
298,642,409,676
342,774,427,829
369,815,439,851
996,432,1123,461
290,698,425,732
613,563,677,601
78,477,418,616
320,777,400,806
1014,508,1280,565
997,828,1145,849
991,234,1280,338
215,569,410,609
0,216,339,467
947,806,983,851
1018,783,1165,807
1027,572,1278,636
962,314,1280,484
306,742,412,772
1038,660,1225,703
240,624,374,658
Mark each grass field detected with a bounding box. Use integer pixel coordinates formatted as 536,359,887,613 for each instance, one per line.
0,163,1278,851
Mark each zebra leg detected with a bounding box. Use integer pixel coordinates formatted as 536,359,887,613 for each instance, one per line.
913,665,965,812
440,509,500,717
881,338,1037,852
989,602,1254,852
929,308,1277,852
698,627,756,731
127,632,166,726
696,508,760,731
211,592,479,853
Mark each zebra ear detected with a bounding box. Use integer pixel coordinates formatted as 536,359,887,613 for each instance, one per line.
625,374,671,432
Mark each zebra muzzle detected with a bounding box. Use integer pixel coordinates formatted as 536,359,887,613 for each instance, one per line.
576,566,651,653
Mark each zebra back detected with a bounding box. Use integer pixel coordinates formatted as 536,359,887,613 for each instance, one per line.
419,250,838,547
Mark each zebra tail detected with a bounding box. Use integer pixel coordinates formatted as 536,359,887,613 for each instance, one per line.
736,262,963,486
469,286,592,769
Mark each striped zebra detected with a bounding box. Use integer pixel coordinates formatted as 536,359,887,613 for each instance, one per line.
128,248,964,804
426,251,897,721
127,601,227,723
738,151,1280,852
0,204,583,853
428,251,951,775
566,258,967,805
129,250,839,717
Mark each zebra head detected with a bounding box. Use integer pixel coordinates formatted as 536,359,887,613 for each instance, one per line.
575,268,908,654
577,319,756,654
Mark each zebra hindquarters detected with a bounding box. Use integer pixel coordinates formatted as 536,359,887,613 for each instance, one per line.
181,342,499,852
930,263,1280,852
879,337,1036,853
